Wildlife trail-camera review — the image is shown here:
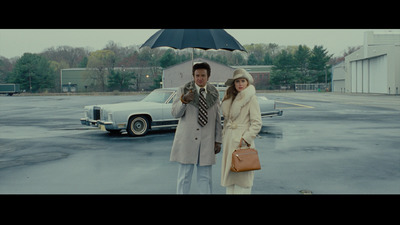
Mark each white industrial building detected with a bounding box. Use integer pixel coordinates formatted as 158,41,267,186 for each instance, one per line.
162,58,273,89
162,58,235,88
343,31,400,94
331,61,346,93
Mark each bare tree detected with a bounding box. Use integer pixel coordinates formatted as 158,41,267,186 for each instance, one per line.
86,50,116,91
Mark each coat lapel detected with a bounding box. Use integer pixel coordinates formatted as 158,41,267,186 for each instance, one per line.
205,84,219,108
223,85,256,121
183,81,219,109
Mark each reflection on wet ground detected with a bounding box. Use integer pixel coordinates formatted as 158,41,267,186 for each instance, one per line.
0,93,399,194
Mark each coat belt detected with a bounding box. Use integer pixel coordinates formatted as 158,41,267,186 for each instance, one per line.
225,121,247,129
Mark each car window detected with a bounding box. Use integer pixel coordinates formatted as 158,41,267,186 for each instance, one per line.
219,90,226,101
167,93,175,104
141,90,174,103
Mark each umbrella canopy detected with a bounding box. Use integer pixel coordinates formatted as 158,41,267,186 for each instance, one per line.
140,29,247,52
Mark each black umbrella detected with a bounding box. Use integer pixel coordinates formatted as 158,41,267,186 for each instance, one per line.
140,29,247,52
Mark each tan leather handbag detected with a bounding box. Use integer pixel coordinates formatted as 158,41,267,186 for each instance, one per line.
230,138,261,172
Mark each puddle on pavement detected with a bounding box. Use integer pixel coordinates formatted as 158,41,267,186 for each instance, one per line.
0,152,69,169
258,125,283,139
296,146,356,153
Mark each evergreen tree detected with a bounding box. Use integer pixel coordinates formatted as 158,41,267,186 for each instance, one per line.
294,45,311,83
9,53,54,92
247,53,258,65
159,49,177,68
263,52,273,65
309,45,332,83
108,69,135,91
270,50,296,86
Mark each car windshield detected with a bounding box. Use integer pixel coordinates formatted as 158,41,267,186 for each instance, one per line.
141,90,174,103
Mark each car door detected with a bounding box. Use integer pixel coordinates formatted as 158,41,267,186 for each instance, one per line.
161,90,177,123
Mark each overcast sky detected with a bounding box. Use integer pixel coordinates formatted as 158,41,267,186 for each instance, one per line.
1,29,398,59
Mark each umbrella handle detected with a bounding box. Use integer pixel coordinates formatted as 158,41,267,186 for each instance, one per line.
191,48,194,82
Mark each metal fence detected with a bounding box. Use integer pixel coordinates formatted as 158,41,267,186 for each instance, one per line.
256,84,295,91
295,83,331,92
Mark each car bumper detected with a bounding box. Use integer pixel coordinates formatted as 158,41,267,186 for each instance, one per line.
81,117,124,131
97,120,115,131
261,110,283,117
80,118,99,126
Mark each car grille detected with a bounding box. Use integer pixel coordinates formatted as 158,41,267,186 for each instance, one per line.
93,107,101,120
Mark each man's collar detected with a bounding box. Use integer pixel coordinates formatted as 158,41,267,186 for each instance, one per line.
194,83,208,94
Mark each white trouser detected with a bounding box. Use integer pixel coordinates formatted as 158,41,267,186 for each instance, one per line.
226,184,252,194
177,163,212,194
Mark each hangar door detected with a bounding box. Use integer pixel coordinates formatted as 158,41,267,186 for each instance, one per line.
369,55,387,94
350,55,387,94
333,80,345,92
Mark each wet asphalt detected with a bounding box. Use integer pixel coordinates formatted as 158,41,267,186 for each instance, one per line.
0,92,399,194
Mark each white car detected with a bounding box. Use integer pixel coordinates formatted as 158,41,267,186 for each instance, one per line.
80,87,283,137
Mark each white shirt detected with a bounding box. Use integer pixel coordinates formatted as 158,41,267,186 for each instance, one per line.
194,83,207,98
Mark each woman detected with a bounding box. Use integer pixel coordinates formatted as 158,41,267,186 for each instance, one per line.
220,68,262,194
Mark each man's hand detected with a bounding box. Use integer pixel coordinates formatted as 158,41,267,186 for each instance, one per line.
181,89,194,103
214,142,221,154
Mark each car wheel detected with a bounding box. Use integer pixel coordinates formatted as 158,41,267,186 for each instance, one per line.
127,115,149,137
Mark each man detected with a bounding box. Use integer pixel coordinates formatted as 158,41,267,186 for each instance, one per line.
170,62,222,194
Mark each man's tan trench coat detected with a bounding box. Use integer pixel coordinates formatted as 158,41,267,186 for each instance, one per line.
220,85,262,188
170,81,222,166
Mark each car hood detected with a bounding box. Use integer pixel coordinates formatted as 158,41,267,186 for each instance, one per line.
94,101,162,112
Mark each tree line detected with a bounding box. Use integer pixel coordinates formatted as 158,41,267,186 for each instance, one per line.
271,45,331,86
0,41,357,92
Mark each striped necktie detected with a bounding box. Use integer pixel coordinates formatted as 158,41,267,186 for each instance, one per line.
198,88,208,127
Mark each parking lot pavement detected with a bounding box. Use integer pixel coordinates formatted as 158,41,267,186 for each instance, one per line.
257,92,400,194
0,93,399,194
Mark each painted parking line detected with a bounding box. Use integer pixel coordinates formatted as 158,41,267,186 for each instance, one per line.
276,101,314,109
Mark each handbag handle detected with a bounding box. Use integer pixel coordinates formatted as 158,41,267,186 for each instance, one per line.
238,137,251,148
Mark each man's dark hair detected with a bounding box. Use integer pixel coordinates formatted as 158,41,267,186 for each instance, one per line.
192,62,211,77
